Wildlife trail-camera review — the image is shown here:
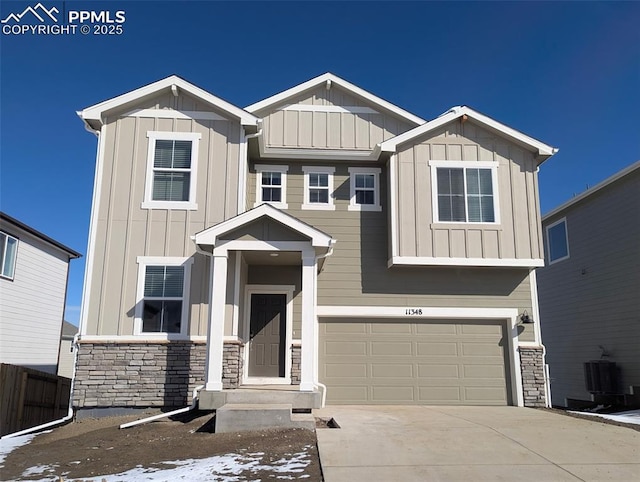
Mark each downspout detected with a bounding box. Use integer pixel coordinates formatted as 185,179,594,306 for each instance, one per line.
312,241,336,408
119,384,204,429
1,333,81,439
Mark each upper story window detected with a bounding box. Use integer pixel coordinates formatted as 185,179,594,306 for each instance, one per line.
546,218,569,264
135,257,193,337
348,167,381,212
255,165,288,209
0,232,18,280
429,161,500,224
142,132,201,210
302,166,335,210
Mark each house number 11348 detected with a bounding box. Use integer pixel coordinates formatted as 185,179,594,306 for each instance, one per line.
405,308,423,315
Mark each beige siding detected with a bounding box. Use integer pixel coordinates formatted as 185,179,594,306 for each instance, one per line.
257,85,413,151
248,162,536,343
86,92,243,336
394,120,543,262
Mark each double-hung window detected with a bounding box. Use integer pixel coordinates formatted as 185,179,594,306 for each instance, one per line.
430,161,499,223
143,132,201,210
545,218,569,264
0,232,18,280
135,257,193,336
302,166,335,210
348,167,381,211
255,165,288,209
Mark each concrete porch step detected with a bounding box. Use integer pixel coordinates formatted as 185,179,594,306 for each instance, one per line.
215,403,316,433
199,388,322,410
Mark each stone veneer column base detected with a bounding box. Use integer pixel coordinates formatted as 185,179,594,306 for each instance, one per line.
519,346,547,407
74,341,243,409
291,345,301,385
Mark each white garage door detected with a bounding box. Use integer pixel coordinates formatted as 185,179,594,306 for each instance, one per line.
319,319,511,405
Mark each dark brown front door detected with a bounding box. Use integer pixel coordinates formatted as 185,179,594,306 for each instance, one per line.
248,294,286,378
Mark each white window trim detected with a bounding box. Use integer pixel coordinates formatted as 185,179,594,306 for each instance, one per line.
545,217,570,265
429,160,501,225
302,166,336,211
254,164,288,209
134,256,194,339
348,167,382,212
0,231,18,280
142,131,201,211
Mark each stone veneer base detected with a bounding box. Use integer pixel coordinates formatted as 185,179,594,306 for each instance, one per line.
519,346,547,408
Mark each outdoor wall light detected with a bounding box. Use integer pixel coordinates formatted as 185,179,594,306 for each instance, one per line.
519,311,534,324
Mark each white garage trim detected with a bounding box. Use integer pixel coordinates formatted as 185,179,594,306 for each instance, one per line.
317,306,524,407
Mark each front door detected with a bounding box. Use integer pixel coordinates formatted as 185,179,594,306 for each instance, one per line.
248,294,286,378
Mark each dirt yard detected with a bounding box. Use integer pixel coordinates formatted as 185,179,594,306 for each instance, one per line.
1,410,323,481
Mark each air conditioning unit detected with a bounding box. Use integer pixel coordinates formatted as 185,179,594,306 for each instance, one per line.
584,360,617,394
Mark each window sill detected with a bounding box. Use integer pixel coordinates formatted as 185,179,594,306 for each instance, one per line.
141,201,198,211
430,222,502,230
547,255,570,265
348,204,382,212
254,201,288,210
301,203,336,211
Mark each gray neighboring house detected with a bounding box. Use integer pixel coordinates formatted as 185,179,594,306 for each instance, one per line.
74,73,558,415
58,321,78,379
0,213,81,374
538,161,640,407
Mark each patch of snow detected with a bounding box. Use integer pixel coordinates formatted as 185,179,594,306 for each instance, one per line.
569,409,640,426
0,433,40,466
22,464,58,476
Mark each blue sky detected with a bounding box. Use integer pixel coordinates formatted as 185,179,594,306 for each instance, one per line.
1,1,639,326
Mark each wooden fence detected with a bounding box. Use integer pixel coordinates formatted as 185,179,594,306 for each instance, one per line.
0,364,71,436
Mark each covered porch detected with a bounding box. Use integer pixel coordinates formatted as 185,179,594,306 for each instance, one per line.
193,204,335,409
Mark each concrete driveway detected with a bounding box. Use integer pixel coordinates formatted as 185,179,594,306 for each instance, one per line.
314,406,640,481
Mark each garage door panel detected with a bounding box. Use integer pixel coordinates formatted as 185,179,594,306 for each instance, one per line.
416,342,458,356
371,341,413,356
320,319,511,406
416,324,457,335
372,386,415,402
418,386,462,402
371,363,414,378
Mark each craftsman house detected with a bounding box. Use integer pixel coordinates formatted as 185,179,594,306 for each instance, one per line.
74,74,557,416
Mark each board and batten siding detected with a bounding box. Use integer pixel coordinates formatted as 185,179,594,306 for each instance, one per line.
394,120,544,262
248,162,536,343
0,231,70,373
256,85,413,151
86,92,243,337
538,168,640,406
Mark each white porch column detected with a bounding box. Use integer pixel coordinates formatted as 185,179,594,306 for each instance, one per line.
300,250,317,391
205,249,228,391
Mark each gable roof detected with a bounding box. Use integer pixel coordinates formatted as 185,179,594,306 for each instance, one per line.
61,320,78,339
193,203,334,248
380,105,558,162
543,160,640,221
245,72,426,126
0,212,82,259
78,75,259,131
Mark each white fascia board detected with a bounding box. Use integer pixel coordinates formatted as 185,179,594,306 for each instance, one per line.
389,256,545,268
258,145,381,161
317,305,518,320
245,72,425,125
542,160,640,221
380,106,558,159
79,75,259,127
194,204,334,248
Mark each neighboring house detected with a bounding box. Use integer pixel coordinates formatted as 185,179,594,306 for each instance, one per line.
74,73,557,415
0,213,81,374
58,321,78,379
538,161,640,407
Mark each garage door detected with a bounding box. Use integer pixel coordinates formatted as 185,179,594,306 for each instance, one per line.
319,319,511,405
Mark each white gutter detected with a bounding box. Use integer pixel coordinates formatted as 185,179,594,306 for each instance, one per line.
119,384,204,429
1,333,81,440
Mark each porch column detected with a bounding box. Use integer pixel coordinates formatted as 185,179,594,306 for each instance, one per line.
205,249,228,391
300,250,317,391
